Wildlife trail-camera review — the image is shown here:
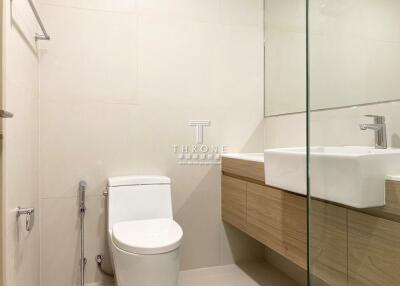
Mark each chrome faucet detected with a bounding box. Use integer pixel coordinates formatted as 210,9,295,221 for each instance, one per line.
359,115,387,149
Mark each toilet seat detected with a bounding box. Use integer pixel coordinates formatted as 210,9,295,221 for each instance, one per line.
112,218,183,255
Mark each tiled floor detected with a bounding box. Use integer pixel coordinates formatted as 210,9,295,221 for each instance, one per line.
97,262,301,286
179,262,300,286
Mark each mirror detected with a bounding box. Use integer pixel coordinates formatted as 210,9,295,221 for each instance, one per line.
264,0,400,117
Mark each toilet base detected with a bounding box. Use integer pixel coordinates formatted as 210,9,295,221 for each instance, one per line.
110,239,180,286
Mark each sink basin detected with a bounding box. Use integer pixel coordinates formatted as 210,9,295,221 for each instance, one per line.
264,146,400,208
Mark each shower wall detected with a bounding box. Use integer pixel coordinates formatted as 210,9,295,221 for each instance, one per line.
3,0,40,285
37,0,265,285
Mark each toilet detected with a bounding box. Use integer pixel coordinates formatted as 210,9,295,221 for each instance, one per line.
107,176,183,286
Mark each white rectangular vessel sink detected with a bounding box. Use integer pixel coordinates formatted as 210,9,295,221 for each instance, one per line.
264,146,400,208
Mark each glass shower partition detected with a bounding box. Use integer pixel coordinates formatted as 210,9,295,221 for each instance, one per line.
307,0,400,285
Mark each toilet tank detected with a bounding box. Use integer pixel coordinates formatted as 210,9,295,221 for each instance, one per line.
107,176,173,231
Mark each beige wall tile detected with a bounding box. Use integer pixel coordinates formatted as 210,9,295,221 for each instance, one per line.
220,223,265,265
39,0,137,13
38,5,138,104
38,0,265,285
40,196,113,286
220,0,263,27
4,0,40,285
137,0,220,23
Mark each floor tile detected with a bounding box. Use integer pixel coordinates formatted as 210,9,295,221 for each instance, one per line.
178,263,300,286
97,262,300,286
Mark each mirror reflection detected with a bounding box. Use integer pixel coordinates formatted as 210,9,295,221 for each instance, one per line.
265,0,400,116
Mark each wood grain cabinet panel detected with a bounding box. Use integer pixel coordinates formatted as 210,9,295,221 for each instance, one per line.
311,201,348,286
222,157,265,182
221,175,247,230
221,166,400,286
364,180,400,222
246,182,307,269
348,210,400,286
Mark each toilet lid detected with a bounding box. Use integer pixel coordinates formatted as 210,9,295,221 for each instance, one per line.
112,218,183,255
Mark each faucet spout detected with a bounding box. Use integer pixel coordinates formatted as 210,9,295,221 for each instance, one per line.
359,123,383,131
359,115,387,149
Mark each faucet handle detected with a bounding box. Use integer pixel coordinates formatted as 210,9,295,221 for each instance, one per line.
365,115,385,123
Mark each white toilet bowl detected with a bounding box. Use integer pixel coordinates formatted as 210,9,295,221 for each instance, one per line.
106,176,183,286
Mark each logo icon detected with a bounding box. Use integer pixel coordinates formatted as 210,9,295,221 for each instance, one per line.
173,120,227,165
188,120,210,144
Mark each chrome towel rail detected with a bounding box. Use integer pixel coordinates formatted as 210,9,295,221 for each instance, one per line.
25,0,51,41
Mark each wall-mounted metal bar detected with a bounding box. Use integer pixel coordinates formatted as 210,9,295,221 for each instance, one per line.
0,110,14,118
26,0,50,41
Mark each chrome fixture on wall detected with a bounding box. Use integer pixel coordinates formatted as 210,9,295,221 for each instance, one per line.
360,115,387,149
79,181,87,286
96,255,114,277
26,0,51,40
16,207,34,231
0,110,14,118
0,110,14,139
96,187,115,277
10,0,51,41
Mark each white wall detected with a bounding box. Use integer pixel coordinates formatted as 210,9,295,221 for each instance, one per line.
38,1,265,285
3,0,40,285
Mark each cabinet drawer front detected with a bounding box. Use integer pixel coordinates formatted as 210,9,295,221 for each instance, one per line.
348,211,400,286
311,201,348,286
222,175,247,229
246,182,307,269
222,157,264,182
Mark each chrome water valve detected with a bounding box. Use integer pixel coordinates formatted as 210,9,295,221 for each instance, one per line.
16,207,35,231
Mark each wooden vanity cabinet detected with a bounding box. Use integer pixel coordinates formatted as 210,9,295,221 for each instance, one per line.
221,175,348,286
246,182,307,269
221,175,247,230
310,201,348,286
222,158,400,286
348,211,400,286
